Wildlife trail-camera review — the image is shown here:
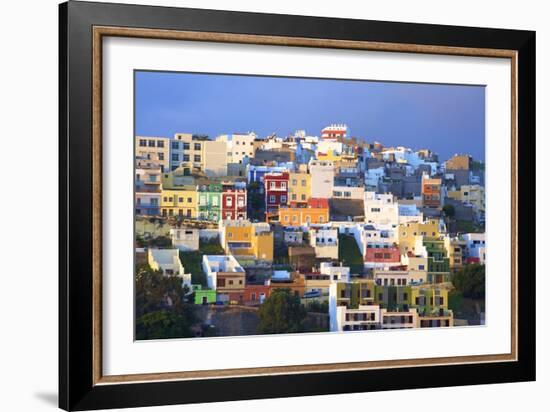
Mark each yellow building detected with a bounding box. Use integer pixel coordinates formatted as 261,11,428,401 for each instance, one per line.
135,136,170,172
288,169,311,205
398,219,440,255
160,186,198,218
221,221,274,261
447,185,485,213
317,149,342,162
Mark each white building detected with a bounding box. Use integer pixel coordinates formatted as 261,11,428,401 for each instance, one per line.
309,160,335,198
202,254,245,290
398,203,424,224
309,227,338,259
216,132,257,164
461,233,486,264
169,228,199,252
364,191,399,226
332,185,365,200
147,248,191,287
319,262,351,282
351,223,397,258
328,282,380,332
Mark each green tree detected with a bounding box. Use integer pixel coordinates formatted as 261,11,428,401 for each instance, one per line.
136,310,194,340
257,289,307,334
442,204,456,218
452,264,485,299
135,264,196,339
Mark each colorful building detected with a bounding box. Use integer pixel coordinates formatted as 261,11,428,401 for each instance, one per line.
148,248,191,287
160,186,198,219
264,171,289,220
221,186,247,221
288,168,311,205
421,173,443,209
398,219,441,255
193,285,217,305
364,244,401,269
279,198,329,227
197,183,222,221
220,220,274,261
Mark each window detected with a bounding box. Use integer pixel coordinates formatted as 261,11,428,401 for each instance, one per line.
136,198,141,205
183,154,190,162
301,179,306,187
226,197,233,207
418,264,425,270
281,182,287,190
227,232,233,238
187,197,192,203
284,215,289,222
139,139,146,147
269,195,276,203
291,194,297,200
171,141,179,149
212,197,219,206
281,195,287,203
270,181,276,189
183,142,190,150
292,215,298,222
163,196,168,202
148,140,155,147
371,207,381,213
301,194,306,201
319,216,324,223
194,155,201,162
172,154,179,161
194,143,201,151
157,140,164,148
158,152,164,160
344,191,351,198
292,179,297,186
178,197,184,203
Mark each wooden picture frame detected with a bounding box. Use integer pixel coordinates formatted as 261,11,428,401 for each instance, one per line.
59,1,535,410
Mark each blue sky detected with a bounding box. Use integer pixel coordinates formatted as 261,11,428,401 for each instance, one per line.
135,71,485,162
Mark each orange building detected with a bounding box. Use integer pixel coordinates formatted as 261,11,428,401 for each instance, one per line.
279,198,329,227
421,174,442,209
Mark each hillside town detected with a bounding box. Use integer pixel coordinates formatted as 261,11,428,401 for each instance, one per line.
135,124,486,338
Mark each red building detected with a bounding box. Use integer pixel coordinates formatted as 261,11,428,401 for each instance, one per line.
243,284,271,306
321,124,348,141
221,187,247,220
264,172,289,220
364,245,401,265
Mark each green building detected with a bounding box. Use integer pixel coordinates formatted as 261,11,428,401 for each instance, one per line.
193,284,217,305
423,238,451,283
197,183,222,221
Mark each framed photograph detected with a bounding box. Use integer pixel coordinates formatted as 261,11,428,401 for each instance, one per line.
59,1,535,410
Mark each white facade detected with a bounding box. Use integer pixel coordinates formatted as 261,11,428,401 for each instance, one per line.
309,160,335,198
147,248,191,286
351,223,397,258
364,191,399,226
169,228,199,252
316,139,343,157
319,262,351,282
461,233,486,263
332,185,365,200
216,132,257,164
309,228,338,259
202,254,245,290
